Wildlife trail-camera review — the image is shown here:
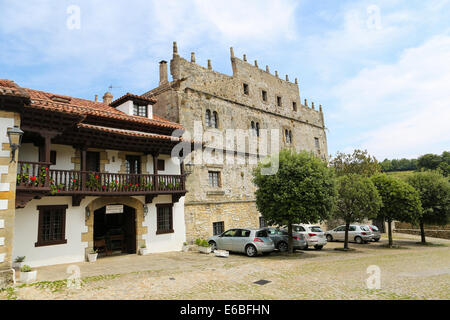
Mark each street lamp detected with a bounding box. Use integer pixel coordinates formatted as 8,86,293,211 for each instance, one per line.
7,126,24,163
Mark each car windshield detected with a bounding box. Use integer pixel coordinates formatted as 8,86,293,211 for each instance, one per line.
371,225,379,231
310,226,323,232
361,226,370,231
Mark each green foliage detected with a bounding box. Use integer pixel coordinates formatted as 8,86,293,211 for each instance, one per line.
253,149,336,227
195,238,210,247
20,265,32,272
334,174,381,223
380,158,418,172
371,174,422,223
14,256,25,263
371,174,422,246
330,149,381,177
406,171,450,226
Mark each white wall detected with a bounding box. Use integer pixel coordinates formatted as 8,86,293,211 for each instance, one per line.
156,154,180,175
105,150,122,172
18,143,39,162
137,195,186,253
12,196,95,268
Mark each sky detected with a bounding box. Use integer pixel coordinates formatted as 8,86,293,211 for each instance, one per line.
0,0,449,161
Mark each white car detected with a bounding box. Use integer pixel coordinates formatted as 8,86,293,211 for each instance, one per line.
292,224,327,250
325,225,373,244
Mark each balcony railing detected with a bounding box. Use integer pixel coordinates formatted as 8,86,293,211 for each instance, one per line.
16,161,186,195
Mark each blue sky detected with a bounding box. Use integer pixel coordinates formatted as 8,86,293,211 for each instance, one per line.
1,0,449,160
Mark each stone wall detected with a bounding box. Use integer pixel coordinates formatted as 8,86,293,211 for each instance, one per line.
0,110,20,288
144,44,329,242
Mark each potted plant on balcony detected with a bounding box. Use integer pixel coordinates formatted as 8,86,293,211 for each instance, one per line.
139,244,149,255
196,239,212,254
87,249,98,262
19,265,37,284
13,256,26,269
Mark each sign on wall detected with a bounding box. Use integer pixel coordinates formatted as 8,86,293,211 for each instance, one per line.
105,205,124,214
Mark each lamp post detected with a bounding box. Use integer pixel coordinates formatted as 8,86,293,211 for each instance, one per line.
7,126,24,163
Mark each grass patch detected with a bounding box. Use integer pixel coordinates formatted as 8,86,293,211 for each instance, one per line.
0,287,19,300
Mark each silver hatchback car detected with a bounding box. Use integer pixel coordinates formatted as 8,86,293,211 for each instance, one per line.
263,227,307,252
208,228,275,257
292,224,327,250
325,225,373,244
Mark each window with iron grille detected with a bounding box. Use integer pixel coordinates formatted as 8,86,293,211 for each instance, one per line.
156,204,173,235
35,205,68,247
133,104,147,117
314,137,320,149
211,111,218,128
213,221,224,235
208,171,220,187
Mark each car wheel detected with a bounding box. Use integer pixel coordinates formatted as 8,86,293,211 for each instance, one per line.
277,242,288,252
208,241,217,251
314,245,323,250
245,244,257,257
355,236,363,244
326,235,333,242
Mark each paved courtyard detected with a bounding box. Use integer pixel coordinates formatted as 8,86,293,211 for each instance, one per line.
1,233,449,300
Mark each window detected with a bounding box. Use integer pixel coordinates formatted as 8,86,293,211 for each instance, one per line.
157,159,165,171
236,229,251,237
293,225,305,232
262,90,267,102
38,148,57,165
243,83,249,95
156,204,173,235
213,221,225,236
126,155,141,174
285,129,292,144
208,171,220,187
259,217,267,228
205,109,211,127
36,205,68,247
256,229,269,238
251,121,260,137
314,137,320,149
293,101,297,111
133,104,147,117
212,111,218,128
277,96,282,107
222,229,238,237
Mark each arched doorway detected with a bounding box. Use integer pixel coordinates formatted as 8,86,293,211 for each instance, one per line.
93,204,137,256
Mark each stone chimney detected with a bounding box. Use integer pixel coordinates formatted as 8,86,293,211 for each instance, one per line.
159,60,169,86
103,92,113,105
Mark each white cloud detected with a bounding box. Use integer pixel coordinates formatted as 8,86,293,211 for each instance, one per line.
330,34,450,159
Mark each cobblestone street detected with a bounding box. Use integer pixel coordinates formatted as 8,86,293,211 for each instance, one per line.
1,233,449,300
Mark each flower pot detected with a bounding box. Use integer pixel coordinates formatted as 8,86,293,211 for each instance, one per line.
20,270,37,284
87,253,98,262
198,246,212,254
13,262,25,269
139,248,149,255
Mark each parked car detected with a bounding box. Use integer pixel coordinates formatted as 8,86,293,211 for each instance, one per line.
208,228,275,257
325,225,373,244
263,227,307,252
292,224,327,250
367,225,381,242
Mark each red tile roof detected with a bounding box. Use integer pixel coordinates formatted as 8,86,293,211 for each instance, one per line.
110,93,157,107
24,88,182,130
77,123,183,141
0,79,30,99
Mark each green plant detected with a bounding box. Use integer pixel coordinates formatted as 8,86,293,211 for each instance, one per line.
20,265,32,272
89,249,98,254
140,244,146,249
14,256,25,263
195,239,210,247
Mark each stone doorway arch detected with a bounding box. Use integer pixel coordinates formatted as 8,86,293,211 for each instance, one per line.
82,197,147,257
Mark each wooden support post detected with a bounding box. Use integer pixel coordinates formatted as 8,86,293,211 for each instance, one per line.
153,153,159,191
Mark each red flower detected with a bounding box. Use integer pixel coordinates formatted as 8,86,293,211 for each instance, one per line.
102,186,106,189
45,168,49,171
96,176,99,179
115,180,119,183
96,182,99,185
57,190,60,193
30,176,37,181
73,179,77,183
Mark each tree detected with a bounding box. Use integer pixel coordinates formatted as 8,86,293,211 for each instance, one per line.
330,149,381,177
253,149,336,253
406,171,450,243
417,153,442,171
371,174,422,247
333,174,382,249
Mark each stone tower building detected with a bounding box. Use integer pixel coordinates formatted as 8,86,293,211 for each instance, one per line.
143,42,328,242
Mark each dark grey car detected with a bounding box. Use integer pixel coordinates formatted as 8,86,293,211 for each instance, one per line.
264,227,307,252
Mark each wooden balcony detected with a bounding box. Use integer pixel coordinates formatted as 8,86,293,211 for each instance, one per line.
16,161,186,208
